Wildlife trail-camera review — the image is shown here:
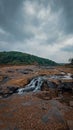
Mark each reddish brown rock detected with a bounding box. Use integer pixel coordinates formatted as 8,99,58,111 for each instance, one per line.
0,65,73,130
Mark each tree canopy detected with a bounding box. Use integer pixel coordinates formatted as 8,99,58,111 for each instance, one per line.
0,51,58,66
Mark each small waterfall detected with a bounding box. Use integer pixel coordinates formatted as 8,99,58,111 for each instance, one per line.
18,73,72,94
18,77,44,94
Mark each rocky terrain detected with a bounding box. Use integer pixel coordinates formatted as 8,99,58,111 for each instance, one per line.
0,65,73,130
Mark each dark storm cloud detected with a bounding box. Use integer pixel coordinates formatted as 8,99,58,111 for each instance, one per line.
0,0,25,41
0,0,73,41
59,0,73,34
0,0,73,62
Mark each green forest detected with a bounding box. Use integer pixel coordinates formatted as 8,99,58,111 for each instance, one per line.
0,51,58,66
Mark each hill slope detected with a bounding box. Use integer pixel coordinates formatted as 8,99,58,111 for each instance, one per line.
0,51,58,66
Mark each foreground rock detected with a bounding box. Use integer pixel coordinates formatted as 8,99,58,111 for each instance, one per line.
0,94,72,130
0,65,73,130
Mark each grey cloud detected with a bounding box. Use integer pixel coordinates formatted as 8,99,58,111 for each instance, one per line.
0,0,73,62
0,0,24,41
61,45,73,52
60,0,73,34
43,0,73,35
0,0,73,42
0,0,73,34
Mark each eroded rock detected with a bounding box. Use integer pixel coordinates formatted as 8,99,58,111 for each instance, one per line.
58,82,73,94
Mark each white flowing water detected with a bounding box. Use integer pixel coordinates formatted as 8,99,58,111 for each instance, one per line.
49,73,72,80
18,73,72,94
18,77,45,94
63,73,72,80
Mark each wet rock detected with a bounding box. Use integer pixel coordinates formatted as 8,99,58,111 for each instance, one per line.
17,69,33,74
67,120,73,130
18,70,29,74
39,78,57,91
0,86,18,98
41,80,49,91
40,80,58,98
7,86,18,93
71,75,73,78
70,101,73,107
0,75,9,84
7,69,14,73
24,69,33,72
48,81,57,89
58,82,73,94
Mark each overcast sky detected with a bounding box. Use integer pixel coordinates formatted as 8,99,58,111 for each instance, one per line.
0,0,73,63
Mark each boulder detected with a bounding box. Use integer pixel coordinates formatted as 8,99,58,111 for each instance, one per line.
58,82,73,94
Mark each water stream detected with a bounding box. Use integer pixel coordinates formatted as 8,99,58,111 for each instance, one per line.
18,73,73,94
48,73,72,80
18,77,44,94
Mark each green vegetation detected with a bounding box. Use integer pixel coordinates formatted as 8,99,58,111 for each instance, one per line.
0,51,58,66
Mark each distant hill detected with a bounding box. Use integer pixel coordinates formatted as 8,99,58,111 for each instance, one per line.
0,51,58,66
